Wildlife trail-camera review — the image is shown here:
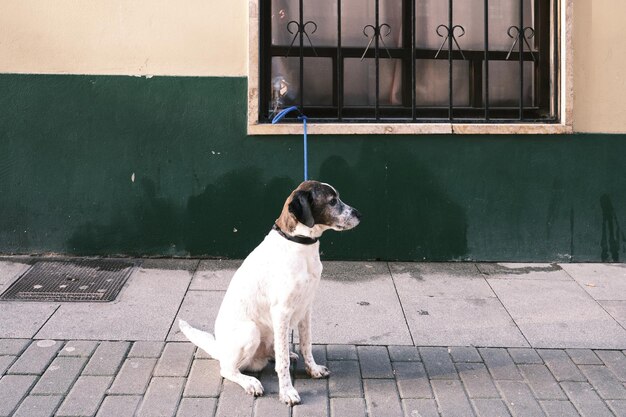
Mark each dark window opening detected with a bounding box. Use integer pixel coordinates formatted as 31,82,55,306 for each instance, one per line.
259,0,559,124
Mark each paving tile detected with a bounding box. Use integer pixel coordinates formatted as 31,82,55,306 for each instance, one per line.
456,362,499,399
154,342,196,377
0,261,30,293
140,259,199,271
327,344,358,361
258,365,280,395
190,260,241,290
82,341,129,376
449,346,482,363
254,396,289,417
31,356,88,394
168,290,224,341
479,348,523,380
194,348,214,359
322,261,390,282
560,263,626,300
390,262,495,298
579,364,626,399
312,344,327,365
0,356,16,375
12,395,63,417
537,350,585,382
8,339,62,374
108,358,157,395
388,345,420,362
128,341,165,358
518,364,567,400
540,400,581,417
331,397,367,417
393,361,432,399
178,397,218,417
184,359,221,397
401,399,439,417
311,262,412,345
595,350,626,381
419,347,458,380
471,398,512,417
358,346,393,378
431,379,474,417
0,375,37,417
293,378,329,417
560,381,615,417
496,380,546,417
0,339,29,355
402,296,527,347
36,267,192,340
601,300,626,330
565,349,603,365
477,263,571,280
214,379,254,417
137,377,185,417
508,348,543,364
56,375,113,417
489,279,626,348
606,400,626,417
58,340,98,357
363,379,403,417
95,395,141,417
328,360,363,397
0,302,59,338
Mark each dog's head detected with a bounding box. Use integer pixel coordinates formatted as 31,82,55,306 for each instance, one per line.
276,181,361,236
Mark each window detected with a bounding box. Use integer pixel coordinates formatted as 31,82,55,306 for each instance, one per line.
254,0,567,129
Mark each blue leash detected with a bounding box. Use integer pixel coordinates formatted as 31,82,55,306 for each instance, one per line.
271,106,309,181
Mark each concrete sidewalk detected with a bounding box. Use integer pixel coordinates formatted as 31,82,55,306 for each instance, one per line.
0,258,625,416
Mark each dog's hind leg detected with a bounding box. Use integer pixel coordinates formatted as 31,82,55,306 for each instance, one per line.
218,321,264,396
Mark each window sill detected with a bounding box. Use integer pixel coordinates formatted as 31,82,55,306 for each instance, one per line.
247,122,573,136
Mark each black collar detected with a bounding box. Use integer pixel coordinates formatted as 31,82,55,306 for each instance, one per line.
272,224,319,245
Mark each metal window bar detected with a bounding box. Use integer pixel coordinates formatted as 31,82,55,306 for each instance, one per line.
484,0,490,120
411,0,416,120
337,0,343,120
449,0,453,120
261,0,557,124
299,0,304,111
375,0,380,120
519,0,524,120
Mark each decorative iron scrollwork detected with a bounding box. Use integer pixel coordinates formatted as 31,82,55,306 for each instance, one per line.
506,26,537,61
434,24,466,60
285,20,319,57
360,23,393,61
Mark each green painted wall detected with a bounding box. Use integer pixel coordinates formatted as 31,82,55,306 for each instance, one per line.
1,74,625,261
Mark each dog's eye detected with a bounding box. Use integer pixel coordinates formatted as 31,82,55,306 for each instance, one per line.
329,198,337,206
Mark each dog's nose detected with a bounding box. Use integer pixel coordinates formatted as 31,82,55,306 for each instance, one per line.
352,209,362,220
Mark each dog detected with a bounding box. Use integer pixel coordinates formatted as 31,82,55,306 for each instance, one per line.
179,180,361,405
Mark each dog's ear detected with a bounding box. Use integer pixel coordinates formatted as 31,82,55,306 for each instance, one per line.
288,190,315,228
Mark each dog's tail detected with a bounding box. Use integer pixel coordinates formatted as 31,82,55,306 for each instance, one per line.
178,319,220,360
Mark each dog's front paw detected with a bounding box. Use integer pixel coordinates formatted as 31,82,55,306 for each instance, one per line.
242,376,264,396
306,364,330,379
279,386,301,406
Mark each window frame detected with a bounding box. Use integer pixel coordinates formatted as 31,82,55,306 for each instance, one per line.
247,0,573,135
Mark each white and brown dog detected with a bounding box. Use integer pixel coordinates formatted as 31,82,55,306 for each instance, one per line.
179,180,361,405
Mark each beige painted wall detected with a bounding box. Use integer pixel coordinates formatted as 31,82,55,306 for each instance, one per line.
573,0,626,133
0,0,624,133
0,0,247,76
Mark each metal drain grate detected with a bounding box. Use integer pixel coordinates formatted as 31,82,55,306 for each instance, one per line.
0,259,136,302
